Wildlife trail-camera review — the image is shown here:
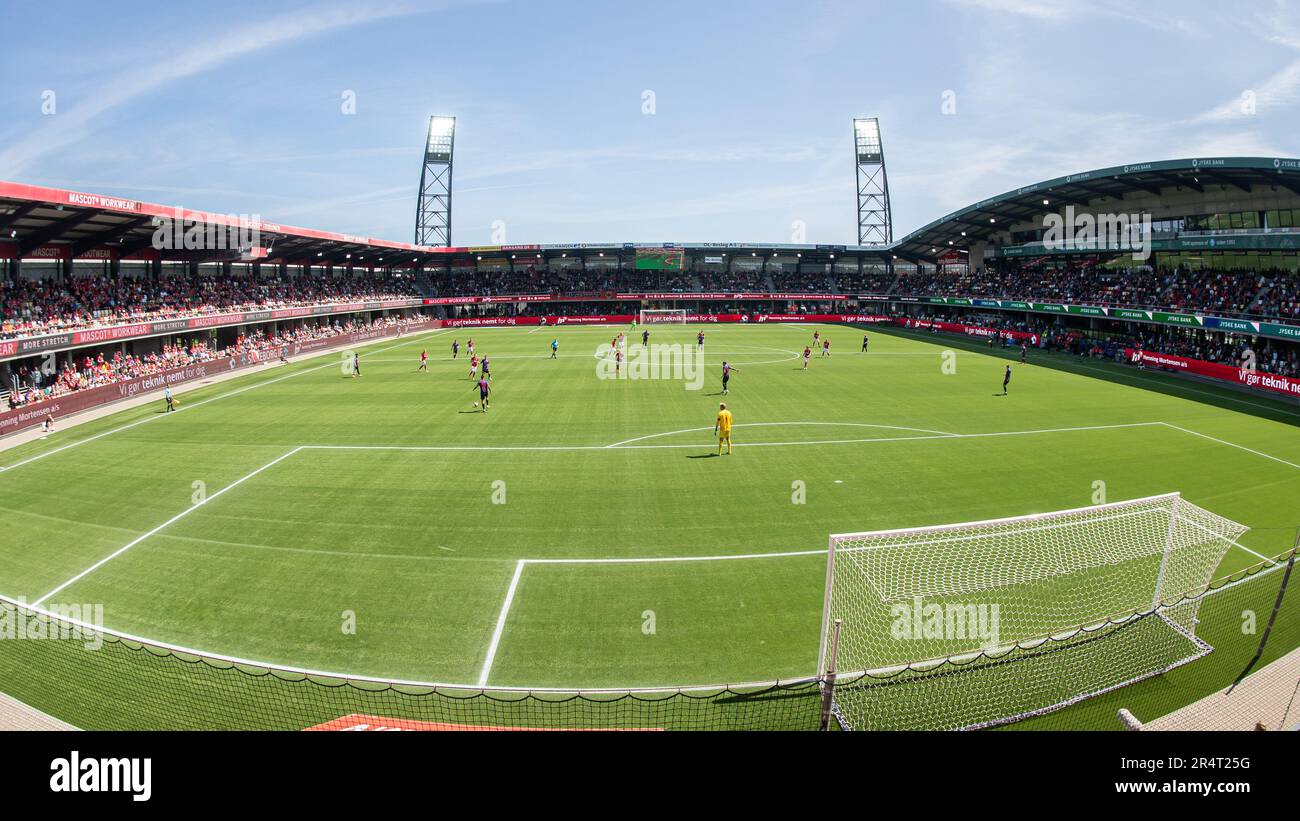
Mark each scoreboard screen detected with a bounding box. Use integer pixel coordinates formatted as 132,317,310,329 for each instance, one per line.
635,248,685,270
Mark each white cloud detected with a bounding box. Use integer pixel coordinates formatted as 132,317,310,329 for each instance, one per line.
0,2,430,178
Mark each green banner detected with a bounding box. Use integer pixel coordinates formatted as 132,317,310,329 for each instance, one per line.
1151,312,1202,327
1111,309,1150,320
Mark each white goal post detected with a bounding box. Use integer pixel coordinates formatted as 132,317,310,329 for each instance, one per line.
818,492,1249,731
638,309,688,324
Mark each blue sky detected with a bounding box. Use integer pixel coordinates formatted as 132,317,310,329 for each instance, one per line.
1,0,1298,246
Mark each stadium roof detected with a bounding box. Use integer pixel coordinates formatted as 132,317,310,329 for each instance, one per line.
2,157,1298,267
0,180,445,267
889,156,1300,261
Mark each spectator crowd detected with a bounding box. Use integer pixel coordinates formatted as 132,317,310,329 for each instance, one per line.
1,273,421,340
5,315,425,411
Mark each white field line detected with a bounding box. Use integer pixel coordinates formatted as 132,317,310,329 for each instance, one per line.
604,421,959,448
526,549,827,565
33,447,304,605
1159,422,1300,471
302,421,1162,454
0,328,452,475
479,559,527,686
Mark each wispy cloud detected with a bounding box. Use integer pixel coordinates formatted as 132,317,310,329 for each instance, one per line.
1195,58,1300,122
0,1,428,178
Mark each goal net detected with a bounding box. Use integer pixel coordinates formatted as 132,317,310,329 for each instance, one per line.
639,309,687,324
819,493,1249,731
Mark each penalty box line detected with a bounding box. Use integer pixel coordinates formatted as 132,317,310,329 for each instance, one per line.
477,549,827,687
32,446,305,606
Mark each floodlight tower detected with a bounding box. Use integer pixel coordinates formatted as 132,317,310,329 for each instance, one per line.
853,118,893,246
415,115,456,246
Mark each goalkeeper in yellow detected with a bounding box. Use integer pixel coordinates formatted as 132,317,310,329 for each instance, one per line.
714,402,734,456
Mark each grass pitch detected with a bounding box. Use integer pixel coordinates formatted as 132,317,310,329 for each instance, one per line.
1,322,1297,728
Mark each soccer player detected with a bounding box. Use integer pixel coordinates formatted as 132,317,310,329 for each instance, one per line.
419,349,428,371
482,356,491,381
352,352,361,377
861,333,870,353
1002,365,1012,395
802,345,812,370
697,330,705,351
813,330,820,346
468,354,479,379
551,338,559,359
1019,343,1028,364
476,377,491,411
822,338,831,357
615,348,623,376
721,361,740,395
467,338,475,357
452,339,460,359
642,328,649,346
715,402,734,456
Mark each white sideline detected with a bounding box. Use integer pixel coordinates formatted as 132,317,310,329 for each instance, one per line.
33,447,304,605
478,560,526,686
1158,422,1300,471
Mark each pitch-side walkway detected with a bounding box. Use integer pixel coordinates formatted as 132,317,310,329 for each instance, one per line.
0,691,76,731
1130,647,1300,731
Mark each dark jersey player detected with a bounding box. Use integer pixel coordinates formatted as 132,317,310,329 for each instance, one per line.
476,377,491,411
721,361,740,395
1002,365,1012,395
452,339,460,359
861,333,870,353
642,329,649,346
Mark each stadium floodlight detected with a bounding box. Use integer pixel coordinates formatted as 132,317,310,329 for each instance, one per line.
817,492,1248,731
415,115,455,246
853,117,892,246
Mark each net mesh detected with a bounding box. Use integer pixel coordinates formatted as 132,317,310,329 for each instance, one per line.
822,494,1253,730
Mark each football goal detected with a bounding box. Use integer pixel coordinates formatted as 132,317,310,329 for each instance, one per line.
818,493,1249,731
639,309,688,324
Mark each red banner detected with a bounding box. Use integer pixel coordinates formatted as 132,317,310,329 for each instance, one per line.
1124,348,1300,398
753,313,891,324
897,317,1040,346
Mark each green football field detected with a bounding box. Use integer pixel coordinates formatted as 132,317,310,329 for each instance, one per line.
1,322,1297,729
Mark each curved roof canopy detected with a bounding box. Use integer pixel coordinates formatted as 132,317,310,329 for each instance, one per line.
888,157,1300,261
